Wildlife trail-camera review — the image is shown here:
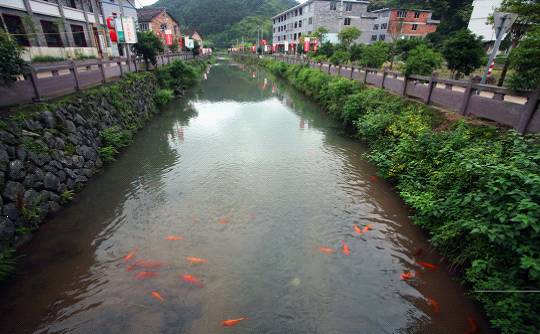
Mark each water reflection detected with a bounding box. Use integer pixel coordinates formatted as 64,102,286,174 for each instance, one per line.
0,58,493,334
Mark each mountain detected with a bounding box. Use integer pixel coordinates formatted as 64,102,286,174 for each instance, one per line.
150,0,298,47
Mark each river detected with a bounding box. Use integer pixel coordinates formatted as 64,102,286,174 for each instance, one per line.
0,58,492,334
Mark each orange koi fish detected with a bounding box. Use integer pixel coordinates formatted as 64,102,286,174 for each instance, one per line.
217,208,234,224
134,260,165,269
186,256,208,264
151,291,164,303
466,316,479,334
319,247,335,254
342,240,350,256
181,274,203,287
427,297,440,313
165,235,184,241
401,271,415,280
124,249,137,262
135,271,159,280
353,224,363,235
221,317,247,327
416,261,438,270
363,224,373,233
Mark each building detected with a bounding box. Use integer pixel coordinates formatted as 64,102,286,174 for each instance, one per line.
185,29,202,47
0,0,137,60
369,8,439,43
271,0,374,52
467,0,503,42
138,7,181,49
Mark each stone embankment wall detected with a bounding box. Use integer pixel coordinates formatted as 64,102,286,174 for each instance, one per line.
0,72,158,251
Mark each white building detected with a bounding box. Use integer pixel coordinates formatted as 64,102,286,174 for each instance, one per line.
467,0,503,42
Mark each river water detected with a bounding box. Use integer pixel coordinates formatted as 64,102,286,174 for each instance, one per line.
0,58,493,334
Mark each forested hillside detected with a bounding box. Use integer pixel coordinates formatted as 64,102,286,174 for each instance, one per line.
151,0,298,47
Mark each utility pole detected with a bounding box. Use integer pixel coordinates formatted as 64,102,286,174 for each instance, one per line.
480,11,517,85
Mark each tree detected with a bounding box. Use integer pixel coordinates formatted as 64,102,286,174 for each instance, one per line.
394,38,427,61
318,41,334,58
507,27,540,90
0,31,28,86
350,43,364,62
442,29,485,79
358,42,390,68
403,44,443,76
132,31,164,66
338,27,361,49
312,26,329,42
330,50,351,65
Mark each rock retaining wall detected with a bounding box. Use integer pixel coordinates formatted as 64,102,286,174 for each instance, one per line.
0,72,159,251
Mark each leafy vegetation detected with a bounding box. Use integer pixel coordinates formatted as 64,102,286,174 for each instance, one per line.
0,249,16,281
0,30,28,86
338,27,361,50
258,57,540,334
98,126,133,163
442,29,486,79
155,88,175,107
508,27,540,90
132,31,164,66
403,44,443,76
60,190,75,204
155,59,207,94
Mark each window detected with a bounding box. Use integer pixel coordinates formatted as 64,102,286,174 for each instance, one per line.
295,9,298,16
397,10,407,18
70,24,87,47
69,0,77,8
40,20,63,47
308,17,312,25
293,33,297,40
382,10,389,17
412,24,418,30
273,19,276,24
139,23,149,31
2,14,29,46
299,7,302,15
373,24,379,30
273,27,275,33
298,32,301,38
330,1,337,10
379,34,385,41
294,21,297,28
381,23,387,29
299,20,302,27
371,35,377,41
344,18,351,25
414,11,420,18
345,3,352,11
160,23,167,32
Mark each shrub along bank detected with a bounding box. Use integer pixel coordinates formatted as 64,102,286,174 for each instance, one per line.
258,57,540,334
0,58,210,281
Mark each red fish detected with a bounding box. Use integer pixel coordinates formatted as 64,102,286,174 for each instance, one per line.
401,271,415,280
353,224,363,235
135,271,158,279
181,274,203,287
427,297,440,313
186,256,208,264
124,249,137,262
466,316,479,334
221,317,247,327
363,224,373,233
151,291,164,302
342,240,350,256
319,247,335,254
416,261,438,270
165,235,184,241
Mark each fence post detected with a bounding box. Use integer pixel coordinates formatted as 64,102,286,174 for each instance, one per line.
426,71,438,105
69,60,81,91
328,63,331,74
338,65,342,76
381,68,387,88
29,67,41,102
118,59,124,77
460,78,474,115
350,66,354,80
98,59,106,83
133,58,138,72
517,85,540,134
401,74,408,97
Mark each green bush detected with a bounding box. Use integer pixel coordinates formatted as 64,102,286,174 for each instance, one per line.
257,58,540,334
155,88,174,107
403,45,443,76
0,31,28,86
155,59,204,94
508,27,540,90
98,126,132,163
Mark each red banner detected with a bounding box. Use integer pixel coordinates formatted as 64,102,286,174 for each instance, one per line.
261,39,267,45
313,39,319,52
165,34,173,46
304,39,310,52
252,45,256,53
272,44,277,52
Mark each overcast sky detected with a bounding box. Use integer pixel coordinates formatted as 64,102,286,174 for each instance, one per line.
135,0,307,8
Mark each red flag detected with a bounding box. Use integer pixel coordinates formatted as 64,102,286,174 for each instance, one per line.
165,34,173,46
304,39,310,52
